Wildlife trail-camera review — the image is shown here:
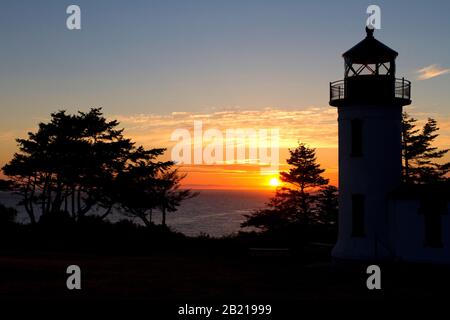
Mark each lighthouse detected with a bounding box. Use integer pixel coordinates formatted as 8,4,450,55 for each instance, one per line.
330,27,411,260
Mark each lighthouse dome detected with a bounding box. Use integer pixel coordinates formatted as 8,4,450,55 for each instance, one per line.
343,27,398,64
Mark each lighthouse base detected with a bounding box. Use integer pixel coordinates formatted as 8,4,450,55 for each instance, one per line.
331,238,394,261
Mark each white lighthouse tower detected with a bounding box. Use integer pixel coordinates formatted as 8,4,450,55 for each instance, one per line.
330,27,411,260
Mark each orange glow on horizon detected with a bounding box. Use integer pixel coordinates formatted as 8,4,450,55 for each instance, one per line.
3,108,448,191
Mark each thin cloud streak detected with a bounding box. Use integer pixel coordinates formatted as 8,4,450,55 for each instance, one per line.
416,64,450,80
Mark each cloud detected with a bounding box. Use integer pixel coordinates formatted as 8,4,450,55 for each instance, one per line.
416,64,450,80
111,107,339,149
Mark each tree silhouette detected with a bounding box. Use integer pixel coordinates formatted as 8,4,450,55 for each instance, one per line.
0,180,12,191
315,185,338,225
3,108,134,223
115,151,198,228
2,108,195,227
0,203,17,227
402,113,450,183
241,188,305,232
154,169,198,227
115,147,171,227
242,143,336,233
280,143,329,217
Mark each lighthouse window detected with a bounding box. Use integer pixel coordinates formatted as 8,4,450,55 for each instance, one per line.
352,194,365,237
419,199,446,248
351,119,363,157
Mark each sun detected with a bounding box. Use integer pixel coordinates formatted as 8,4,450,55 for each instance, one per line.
268,177,281,187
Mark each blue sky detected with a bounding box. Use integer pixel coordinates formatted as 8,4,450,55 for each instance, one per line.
0,0,449,172
1,0,449,115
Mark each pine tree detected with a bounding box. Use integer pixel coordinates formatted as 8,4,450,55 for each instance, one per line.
242,143,334,232
315,185,338,225
401,113,422,182
402,113,450,183
280,143,329,193
280,143,329,217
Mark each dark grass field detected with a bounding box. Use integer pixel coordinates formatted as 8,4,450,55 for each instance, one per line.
1,247,449,304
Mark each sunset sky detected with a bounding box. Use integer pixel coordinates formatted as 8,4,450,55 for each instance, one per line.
1,0,449,190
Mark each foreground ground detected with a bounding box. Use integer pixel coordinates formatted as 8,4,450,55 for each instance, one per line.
1,247,449,305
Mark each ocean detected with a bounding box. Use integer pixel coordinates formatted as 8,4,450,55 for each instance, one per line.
0,189,272,237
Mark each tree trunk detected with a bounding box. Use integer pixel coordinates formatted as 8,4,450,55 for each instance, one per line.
64,187,68,214
41,174,49,216
162,206,166,226
51,180,63,214
99,206,113,220
71,185,76,219
24,178,36,224
137,211,151,228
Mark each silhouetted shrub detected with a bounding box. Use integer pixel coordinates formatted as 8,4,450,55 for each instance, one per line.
0,203,17,226
38,211,74,229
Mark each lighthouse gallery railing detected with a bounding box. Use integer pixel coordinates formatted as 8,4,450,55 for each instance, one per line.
330,78,411,102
